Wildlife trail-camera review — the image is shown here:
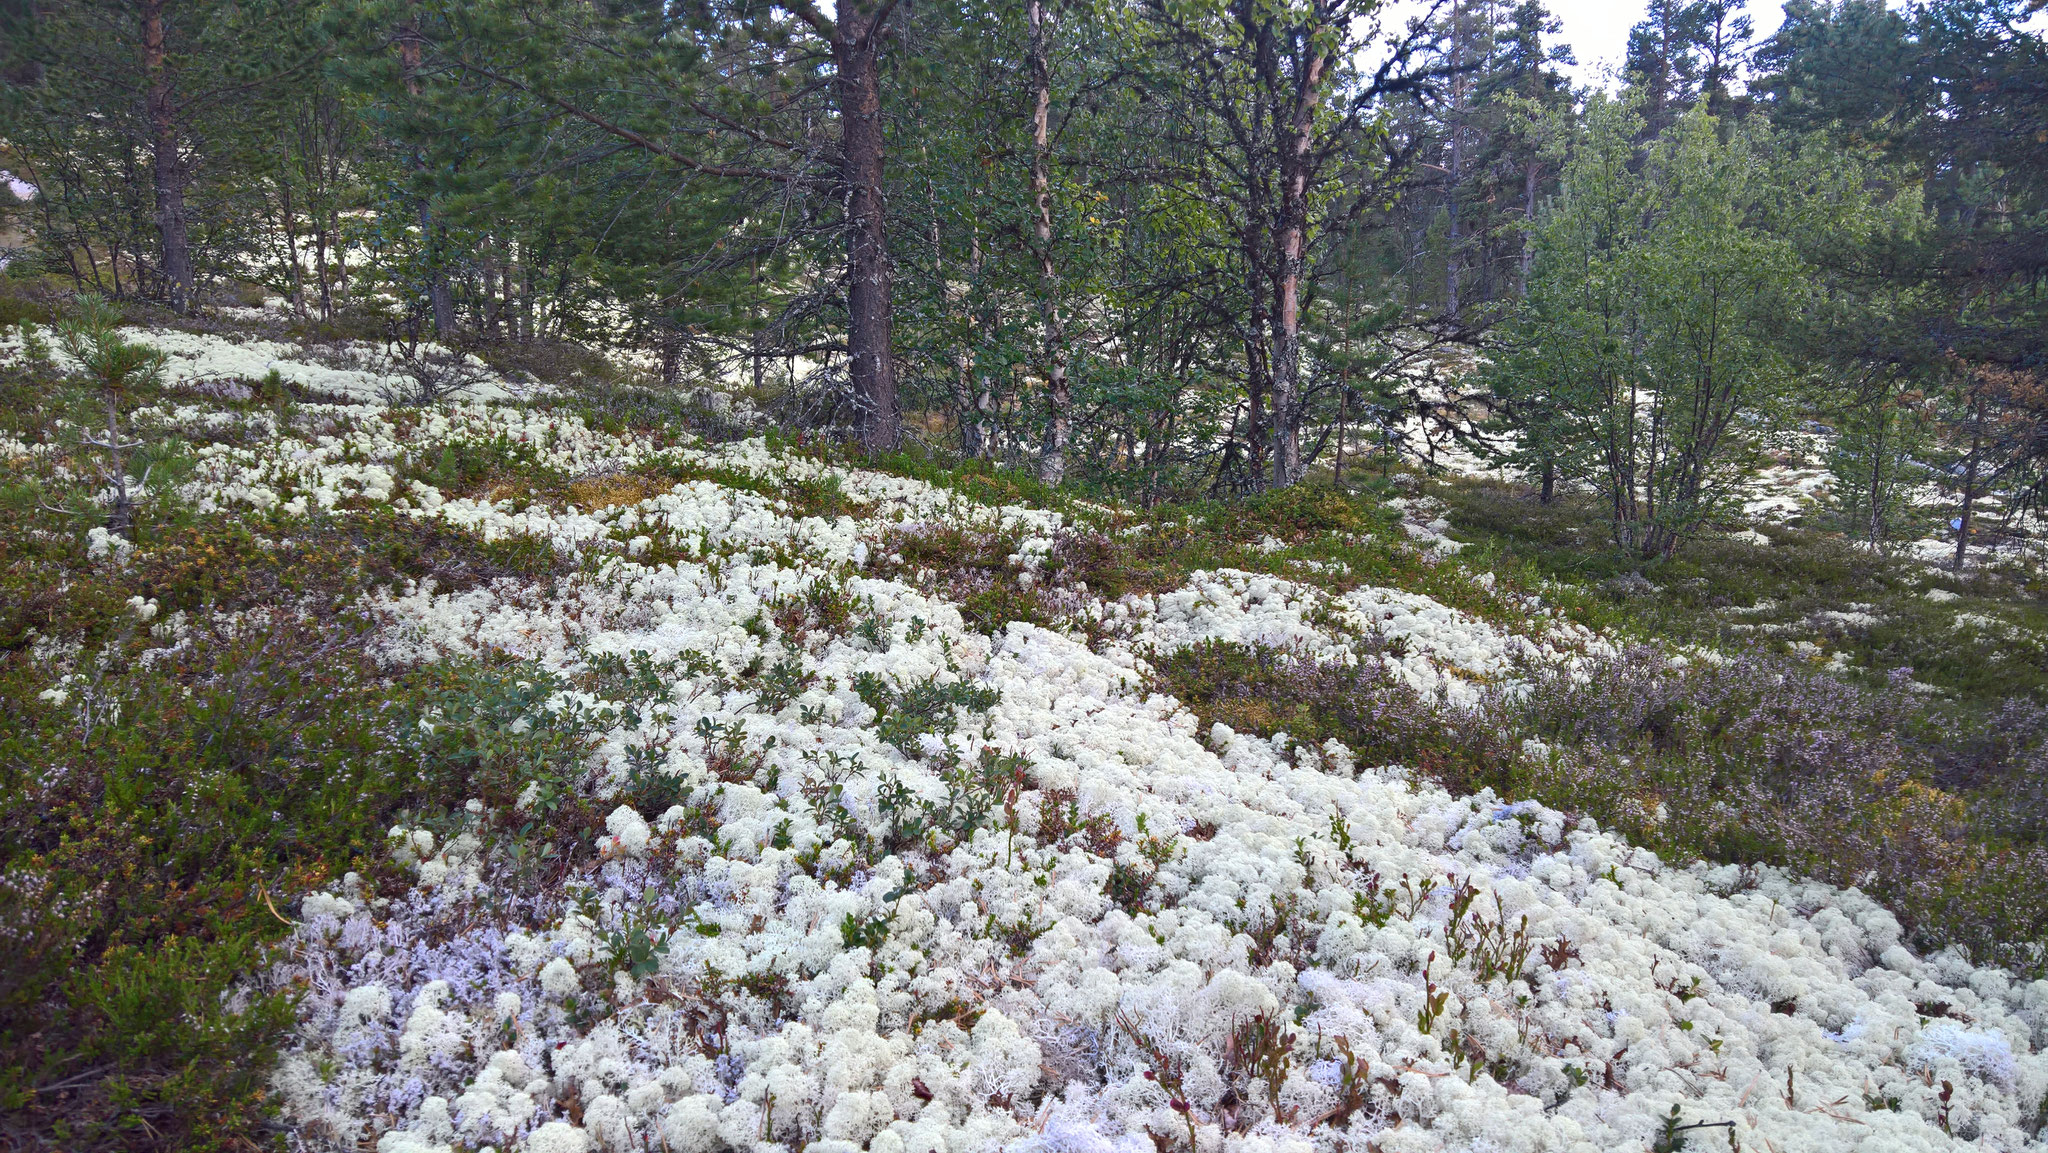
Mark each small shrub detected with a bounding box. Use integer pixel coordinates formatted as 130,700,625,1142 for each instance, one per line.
405,660,602,810
852,670,1000,756
1235,484,1368,539
0,285,56,328
1148,639,1511,788
1508,649,2048,973
397,433,561,500
0,612,424,1148
373,341,496,406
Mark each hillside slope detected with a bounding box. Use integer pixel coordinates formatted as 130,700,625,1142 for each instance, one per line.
4,328,2046,1153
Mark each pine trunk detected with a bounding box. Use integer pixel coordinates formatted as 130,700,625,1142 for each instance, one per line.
1521,159,1538,292
834,12,901,453
1956,391,1984,571
142,0,194,313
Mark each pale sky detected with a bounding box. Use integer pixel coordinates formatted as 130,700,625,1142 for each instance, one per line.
1545,0,1788,88
1372,0,1788,89
1400,0,2043,90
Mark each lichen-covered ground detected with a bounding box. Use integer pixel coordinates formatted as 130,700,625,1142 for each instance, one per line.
7,325,2046,1153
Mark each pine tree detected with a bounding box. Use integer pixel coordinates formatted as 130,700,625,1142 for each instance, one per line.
2,0,320,310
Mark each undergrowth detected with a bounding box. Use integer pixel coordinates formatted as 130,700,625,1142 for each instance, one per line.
1145,636,2048,975
1438,478,2048,705
0,352,612,1148
0,563,619,1150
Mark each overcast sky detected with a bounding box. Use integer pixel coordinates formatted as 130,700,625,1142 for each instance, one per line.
1387,0,2042,90
1371,0,1790,89
1543,0,1790,87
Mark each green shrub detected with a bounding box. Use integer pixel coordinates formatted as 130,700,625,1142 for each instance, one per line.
852,670,1000,755
0,617,399,1147
1148,638,1513,787
0,487,596,1149
0,280,56,327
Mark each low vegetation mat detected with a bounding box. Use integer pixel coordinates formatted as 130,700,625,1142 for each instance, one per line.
3,331,2046,1151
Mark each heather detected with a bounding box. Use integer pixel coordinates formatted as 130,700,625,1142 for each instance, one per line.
1506,650,2048,973
1440,479,2048,705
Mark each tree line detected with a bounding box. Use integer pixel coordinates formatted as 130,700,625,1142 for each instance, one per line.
2,0,2044,558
